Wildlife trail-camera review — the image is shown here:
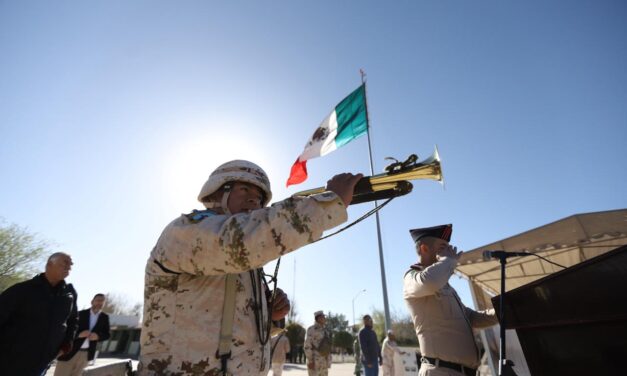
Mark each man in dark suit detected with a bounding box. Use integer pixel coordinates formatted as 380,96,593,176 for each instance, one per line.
54,293,111,376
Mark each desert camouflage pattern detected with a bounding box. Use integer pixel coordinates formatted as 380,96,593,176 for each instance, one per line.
198,160,272,207
403,257,498,369
138,192,346,375
304,323,332,375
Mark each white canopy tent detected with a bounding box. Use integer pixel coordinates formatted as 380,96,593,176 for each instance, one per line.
455,208,627,375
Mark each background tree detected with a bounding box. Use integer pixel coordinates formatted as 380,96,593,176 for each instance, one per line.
371,310,386,343
322,312,351,354
371,309,418,346
333,330,354,354
285,321,306,360
102,292,143,317
390,313,419,346
287,299,300,324
325,311,349,333
0,219,50,292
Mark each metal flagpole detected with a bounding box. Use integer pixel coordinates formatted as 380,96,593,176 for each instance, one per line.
291,258,296,322
360,69,392,332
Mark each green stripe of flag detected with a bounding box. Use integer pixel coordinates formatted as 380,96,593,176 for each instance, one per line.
335,84,368,147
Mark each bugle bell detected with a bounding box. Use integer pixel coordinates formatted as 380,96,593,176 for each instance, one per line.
292,146,443,205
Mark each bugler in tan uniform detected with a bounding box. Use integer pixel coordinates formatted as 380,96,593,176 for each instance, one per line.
138,161,360,375
403,224,498,376
304,311,332,376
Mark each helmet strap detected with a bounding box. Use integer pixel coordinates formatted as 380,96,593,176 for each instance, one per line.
202,183,232,215
220,183,232,215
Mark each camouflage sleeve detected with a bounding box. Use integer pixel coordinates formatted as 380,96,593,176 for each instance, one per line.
403,256,457,299
153,192,347,275
304,326,315,360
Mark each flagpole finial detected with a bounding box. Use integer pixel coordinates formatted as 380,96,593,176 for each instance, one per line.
360,69,367,84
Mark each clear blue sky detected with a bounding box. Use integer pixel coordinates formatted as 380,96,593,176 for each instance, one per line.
1,1,626,326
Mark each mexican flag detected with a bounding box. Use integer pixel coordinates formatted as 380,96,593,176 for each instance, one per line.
286,84,368,186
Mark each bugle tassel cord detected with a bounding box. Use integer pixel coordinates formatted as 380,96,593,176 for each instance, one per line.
292,146,443,205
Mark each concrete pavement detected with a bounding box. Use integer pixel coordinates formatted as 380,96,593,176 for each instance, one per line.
280,362,358,376
46,360,362,376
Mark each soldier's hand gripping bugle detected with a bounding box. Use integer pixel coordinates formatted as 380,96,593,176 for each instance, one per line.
326,172,364,206
270,288,291,321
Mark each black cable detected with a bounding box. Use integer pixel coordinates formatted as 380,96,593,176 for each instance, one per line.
250,268,271,346
529,253,566,269
313,197,395,243
259,197,393,348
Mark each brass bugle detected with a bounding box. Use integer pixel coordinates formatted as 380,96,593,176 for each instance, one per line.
270,324,287,337
292,146,443,205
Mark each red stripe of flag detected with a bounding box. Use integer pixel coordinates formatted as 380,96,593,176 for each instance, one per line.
286,159,308,187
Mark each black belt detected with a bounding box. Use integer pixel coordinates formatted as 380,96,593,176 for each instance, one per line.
421,357,476,376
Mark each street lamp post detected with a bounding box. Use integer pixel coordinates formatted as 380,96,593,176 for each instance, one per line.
352,289,366,328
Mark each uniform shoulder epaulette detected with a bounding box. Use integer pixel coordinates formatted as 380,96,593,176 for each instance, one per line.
184,209,216,223
404,264,423,277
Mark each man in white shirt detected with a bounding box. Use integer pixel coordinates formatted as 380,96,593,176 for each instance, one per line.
55,293,111,376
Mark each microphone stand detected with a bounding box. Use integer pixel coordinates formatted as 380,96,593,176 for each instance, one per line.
497,254,518,376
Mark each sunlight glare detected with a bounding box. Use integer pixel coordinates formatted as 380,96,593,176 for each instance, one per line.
162,125,278,213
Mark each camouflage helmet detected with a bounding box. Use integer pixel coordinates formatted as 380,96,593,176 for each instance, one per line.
198,160,272,208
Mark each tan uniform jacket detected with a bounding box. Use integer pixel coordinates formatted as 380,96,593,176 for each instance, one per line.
138,192,346,375
304,323,332,370
402,256,498,368
381,338,400,368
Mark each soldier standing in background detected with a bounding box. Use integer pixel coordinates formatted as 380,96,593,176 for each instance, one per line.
353,334,362,376
138,160,361,375
381,330,405,376
304,310,333,376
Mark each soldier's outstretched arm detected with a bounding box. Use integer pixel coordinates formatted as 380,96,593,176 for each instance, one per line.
149,172,362,276
270,288,290,321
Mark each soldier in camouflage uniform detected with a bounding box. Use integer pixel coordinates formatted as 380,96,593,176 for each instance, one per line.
304,311,333,376
138,160,361,375
353,335,362,376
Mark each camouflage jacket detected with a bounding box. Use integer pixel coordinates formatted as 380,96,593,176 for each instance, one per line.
304,323,332,370
138,192,346,375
